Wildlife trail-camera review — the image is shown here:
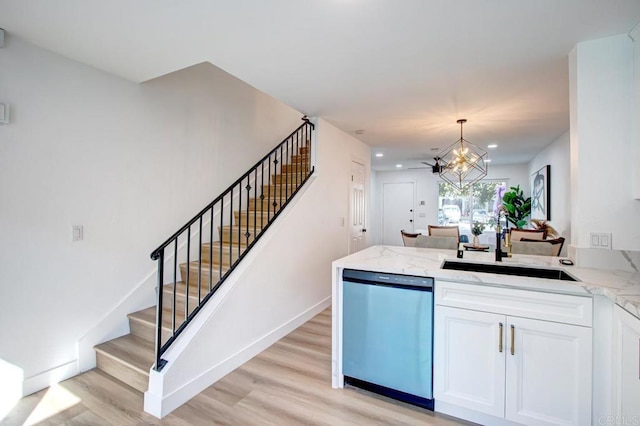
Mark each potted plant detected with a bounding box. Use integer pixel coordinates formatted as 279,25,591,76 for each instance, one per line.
501,185,531,229
471,221,485,247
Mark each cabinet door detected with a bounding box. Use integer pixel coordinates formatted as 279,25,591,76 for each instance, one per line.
613,305,640,420
434,306,506,417
506,317,592,426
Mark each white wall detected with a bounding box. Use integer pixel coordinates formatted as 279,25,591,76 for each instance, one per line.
370,164,530,245
0,35,304,395
528,131,571,241
569,34,640,251
144,118,370,416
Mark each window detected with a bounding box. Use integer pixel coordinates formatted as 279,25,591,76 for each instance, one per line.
438,180,507,243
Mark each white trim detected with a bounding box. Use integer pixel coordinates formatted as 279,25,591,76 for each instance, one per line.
22,360,78,397
144,296,330,418
436,400,520,426
629,21,640,42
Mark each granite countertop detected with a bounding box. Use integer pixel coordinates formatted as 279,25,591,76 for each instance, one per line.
333,245,640,319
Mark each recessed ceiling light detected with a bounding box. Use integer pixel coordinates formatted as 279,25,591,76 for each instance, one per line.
375,153,384,157
487,144,498,149
485,159,492,163
396,164,403,168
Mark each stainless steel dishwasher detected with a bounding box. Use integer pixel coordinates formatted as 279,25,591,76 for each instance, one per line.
342,269,434,409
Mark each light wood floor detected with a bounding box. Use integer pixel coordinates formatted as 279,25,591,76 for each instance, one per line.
2,308,472,426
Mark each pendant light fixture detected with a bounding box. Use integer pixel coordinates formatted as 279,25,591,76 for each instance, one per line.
439,119,488,190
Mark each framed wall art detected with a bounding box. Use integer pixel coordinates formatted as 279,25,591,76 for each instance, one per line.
531,165,550,220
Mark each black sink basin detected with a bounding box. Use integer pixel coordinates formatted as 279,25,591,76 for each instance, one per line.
441,261,578,281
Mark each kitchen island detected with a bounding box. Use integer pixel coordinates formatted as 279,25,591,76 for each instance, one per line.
332,245,640,426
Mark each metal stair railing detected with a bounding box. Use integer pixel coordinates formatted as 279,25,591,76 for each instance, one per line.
149,117,315,371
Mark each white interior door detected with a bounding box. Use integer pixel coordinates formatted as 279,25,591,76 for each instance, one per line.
349,161,366,254
382,182,414,246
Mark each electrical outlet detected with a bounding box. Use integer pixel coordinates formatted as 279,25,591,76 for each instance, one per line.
589,232,612,249
72,225,83,242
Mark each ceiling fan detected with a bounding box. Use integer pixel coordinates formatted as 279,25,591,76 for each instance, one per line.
409,157,446,174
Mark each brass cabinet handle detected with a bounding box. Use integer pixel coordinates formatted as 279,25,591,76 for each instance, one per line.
499,323,504,353
510,325,515,355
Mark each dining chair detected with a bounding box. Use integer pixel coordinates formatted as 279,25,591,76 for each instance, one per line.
428,225,460,242
509,228,547,242
519,237,566,256
400,229,420,247
415,235,458,250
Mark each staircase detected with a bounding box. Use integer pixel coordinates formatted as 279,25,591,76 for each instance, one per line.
94,123,312,394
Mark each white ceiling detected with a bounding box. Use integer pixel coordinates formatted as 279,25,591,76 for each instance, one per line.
2,1,640,170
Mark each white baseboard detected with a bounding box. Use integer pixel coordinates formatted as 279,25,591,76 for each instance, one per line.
144,296,331,418
22,360,79,397
435,401,518,426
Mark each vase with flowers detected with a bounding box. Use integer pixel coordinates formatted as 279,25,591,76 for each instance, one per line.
471,221,485,247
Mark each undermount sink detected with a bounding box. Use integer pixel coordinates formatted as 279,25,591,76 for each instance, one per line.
441,261,578,281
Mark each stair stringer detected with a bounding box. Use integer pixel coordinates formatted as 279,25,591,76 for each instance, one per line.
144,175,331,418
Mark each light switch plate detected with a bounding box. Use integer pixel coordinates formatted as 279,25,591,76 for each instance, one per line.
73,225,83,242
589,232,612,249
0,103,9,125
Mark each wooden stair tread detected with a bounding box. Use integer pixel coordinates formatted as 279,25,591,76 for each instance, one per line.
163,281,204,301
180,259,232,272
262,184,298,189
219,224,264,231
129,306,186,329
94,334,154,375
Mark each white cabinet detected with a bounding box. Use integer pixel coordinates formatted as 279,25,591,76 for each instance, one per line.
434,306,505,417
505,316,592,426
612,304,640,420
434,281,593,426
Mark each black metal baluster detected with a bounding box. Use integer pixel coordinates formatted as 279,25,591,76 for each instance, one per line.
198,217,202,304
260,161,265,227
253,169,257,240
185,227,190,318
285,138,289,201
307,124,311,173
245,176,251,246
173,240,177,334
220,197,224,282
295,130,299,190
270,154,275,218
209,206,213,292
279,145,283,210
238,183,242,260
229,190,233,269
154,250,164,371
